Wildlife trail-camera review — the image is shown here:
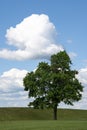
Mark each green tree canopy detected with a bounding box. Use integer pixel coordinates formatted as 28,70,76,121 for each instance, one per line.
23,51,83,120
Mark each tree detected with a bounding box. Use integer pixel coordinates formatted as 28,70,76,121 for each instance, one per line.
23,51,83,120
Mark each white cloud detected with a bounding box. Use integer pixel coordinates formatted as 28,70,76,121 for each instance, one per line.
76,68,87,85
75,67,87,109
0,14,63,60
0,68,27,92
0,68,29,107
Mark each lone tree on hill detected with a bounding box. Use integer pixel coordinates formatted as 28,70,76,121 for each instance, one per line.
23,51,83,120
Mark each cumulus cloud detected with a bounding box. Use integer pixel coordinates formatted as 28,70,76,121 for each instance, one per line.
73,68,87,109
0,68,27,92
0,68,29,107
76,68,87,86
0,14,63,60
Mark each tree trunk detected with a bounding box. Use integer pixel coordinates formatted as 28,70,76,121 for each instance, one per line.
53,104,57,120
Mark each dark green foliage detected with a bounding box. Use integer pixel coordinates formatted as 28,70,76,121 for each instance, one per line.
23,51,83,120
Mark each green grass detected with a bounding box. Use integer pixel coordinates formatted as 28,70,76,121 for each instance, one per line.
0,107,87,121
0,120,87,130
0,108,87,130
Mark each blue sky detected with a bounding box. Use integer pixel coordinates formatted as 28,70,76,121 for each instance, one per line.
0,0,87,109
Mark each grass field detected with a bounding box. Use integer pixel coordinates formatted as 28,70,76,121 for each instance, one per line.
0,108,87,130
0,107,87,121
0,120,87,130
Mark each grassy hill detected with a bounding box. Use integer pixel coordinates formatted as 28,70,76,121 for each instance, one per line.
0,107,87,121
